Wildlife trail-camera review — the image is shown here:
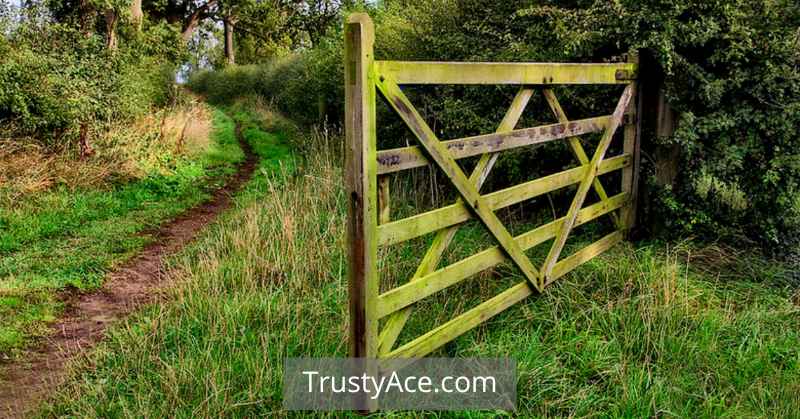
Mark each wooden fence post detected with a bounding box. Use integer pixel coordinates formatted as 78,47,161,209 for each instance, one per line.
344,13,378,359
621,52,642,233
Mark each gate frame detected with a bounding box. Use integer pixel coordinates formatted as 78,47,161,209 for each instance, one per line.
345,13,641,362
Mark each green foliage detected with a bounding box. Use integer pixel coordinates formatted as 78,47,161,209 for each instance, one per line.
525,0,800,252
0,7,183,149
189,54,331,126
189,0,800,253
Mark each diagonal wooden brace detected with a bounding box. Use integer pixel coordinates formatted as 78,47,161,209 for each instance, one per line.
377,88,533,355
376,76,542,292
542,89,622,229
539,84,633,287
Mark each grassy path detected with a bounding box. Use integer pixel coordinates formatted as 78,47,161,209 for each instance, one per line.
0,108,244,356
0,106,287,417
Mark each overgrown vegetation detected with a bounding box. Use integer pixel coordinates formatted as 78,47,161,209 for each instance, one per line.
40,104,800,417
189,0,800,256
0,0,264,356
0,5,183,154
0,101,243,355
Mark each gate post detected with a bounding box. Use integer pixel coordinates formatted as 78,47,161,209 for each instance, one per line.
621,52,642,234
344,13,378,360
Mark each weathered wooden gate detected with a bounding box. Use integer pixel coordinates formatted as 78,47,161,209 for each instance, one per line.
345,13,640,360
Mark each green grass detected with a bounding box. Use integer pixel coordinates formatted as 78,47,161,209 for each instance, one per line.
38,104,800,418
0,108,243,355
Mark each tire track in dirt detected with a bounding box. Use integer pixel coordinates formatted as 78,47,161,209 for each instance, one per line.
0,122,257,418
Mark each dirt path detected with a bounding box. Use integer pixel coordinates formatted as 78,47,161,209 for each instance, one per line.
0,123,257,418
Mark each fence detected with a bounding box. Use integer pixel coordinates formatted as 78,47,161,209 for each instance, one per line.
344,13,641,361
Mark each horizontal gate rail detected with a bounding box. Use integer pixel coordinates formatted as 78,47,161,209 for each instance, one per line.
375,61,637,85
344,13,642,379
385,229,625,359
375,192,630,319
376,115,612,174
539,84,633,283
376,74,543,291
378,87,534,355
378,154,631,246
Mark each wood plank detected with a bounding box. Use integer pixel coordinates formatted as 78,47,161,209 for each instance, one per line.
543,89,621,228
377,115,611,174
378,154,630,247
377,88,534,355
540,84,633,286
378,175,390,224
375,77,542,291
375,61,637,85
376,193,629,319
621,53,641,232
344,12,378,361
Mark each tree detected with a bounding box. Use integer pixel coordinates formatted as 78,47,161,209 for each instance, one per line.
143,0,278,50
227,3,295,64
283,0,349,47
131,0,143,30
222,12,235,64
104,7,118,49
142,0,220,41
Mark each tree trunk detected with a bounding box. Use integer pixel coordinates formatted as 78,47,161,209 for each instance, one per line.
79,122,93,159
79,0,94,37
130,0,143,31
181,0,217,42
181,15,200,41
223,16,236,65
652,89,679,186
105,9,118,50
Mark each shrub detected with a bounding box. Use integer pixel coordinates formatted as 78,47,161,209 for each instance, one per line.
0,12,183,151
527,0,800,252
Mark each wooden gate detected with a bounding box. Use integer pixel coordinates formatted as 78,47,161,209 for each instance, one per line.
345,13,641,360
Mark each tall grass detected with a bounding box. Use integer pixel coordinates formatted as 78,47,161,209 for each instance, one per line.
40,104,800,417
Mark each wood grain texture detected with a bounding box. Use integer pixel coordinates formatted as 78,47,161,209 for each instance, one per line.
384,229,625,359
540,84,633,285
376,115,611,174
344,12,378,360
375,61,637,85
543,88,621,228
621,53,642,233
378,175,390,225
378,154,631,247
376,193,629,319
375,76,542,291
344,16,640,361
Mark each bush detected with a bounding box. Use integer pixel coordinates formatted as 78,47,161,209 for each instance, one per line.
0,12,183,150
528,0,800,252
